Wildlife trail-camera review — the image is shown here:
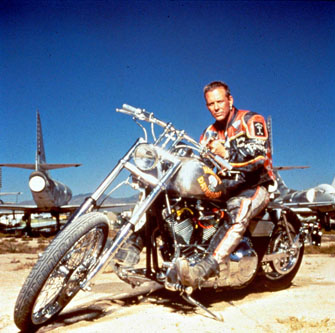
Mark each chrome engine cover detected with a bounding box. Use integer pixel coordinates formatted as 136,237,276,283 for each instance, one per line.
203,239,258,288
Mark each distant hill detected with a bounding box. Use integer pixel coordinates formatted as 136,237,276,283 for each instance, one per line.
18,194,138,212
69,193,138,205
18,199,34,205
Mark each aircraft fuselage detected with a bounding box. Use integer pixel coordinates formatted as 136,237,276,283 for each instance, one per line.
29,171,72,209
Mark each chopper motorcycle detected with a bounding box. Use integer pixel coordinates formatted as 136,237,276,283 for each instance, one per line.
14,104,306,330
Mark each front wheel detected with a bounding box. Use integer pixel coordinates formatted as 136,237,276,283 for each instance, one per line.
14,212,110,331
259,212,304,290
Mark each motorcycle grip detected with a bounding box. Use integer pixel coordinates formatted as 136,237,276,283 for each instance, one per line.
214,155,232,170
122,104,141,114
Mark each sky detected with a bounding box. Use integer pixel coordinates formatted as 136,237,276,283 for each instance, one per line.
1,0,334,202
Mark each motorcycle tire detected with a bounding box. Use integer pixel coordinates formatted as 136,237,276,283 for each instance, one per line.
259,211,304,291
14,212,110,331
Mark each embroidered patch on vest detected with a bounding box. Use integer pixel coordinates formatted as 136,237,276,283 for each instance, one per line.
246,114,268,139
254,122,265,137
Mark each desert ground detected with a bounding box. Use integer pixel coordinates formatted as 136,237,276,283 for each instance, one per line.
0,236,334,333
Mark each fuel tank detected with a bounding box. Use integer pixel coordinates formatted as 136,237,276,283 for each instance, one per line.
167,158,222,200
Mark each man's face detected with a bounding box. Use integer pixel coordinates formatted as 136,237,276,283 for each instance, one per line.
205,87,233,122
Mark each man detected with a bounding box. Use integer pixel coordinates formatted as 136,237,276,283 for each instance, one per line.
175,81,275,288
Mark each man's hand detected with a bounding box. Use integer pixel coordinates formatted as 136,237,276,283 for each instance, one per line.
209,140,226,158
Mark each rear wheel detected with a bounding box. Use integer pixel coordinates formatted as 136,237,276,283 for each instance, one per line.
14,212,109,331
260,212,304,290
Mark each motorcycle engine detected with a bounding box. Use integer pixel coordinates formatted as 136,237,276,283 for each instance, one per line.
162,200,259,288
163,200,220,246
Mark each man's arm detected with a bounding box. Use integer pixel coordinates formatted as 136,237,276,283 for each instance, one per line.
229,113,270,173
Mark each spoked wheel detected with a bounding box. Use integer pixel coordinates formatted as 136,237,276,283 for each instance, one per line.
14,212,110,331
260,213,304,290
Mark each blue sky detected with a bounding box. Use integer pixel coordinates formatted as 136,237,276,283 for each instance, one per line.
1,0,334,201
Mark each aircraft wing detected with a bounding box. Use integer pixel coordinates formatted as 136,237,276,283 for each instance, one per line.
0,203,79,215
280,201,335,213
0,163,81,170
0,202,136,215
273,166,309,171
62,202,137,212
0,192,23,196
39,163,82,170
57,202,136,213
98,202,136,207
0,203,37,212
0,164,36,170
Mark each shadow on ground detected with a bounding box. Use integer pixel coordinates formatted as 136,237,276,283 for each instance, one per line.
32,277,291,332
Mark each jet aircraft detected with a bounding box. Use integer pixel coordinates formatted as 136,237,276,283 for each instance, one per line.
266,116,335,230
273,170,335,230
0,111,81,233
0,167,22,203
0,192,23,204
0,112,135,234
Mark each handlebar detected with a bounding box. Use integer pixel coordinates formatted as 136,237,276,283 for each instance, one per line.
117,104,168,128
116,104,143,117
116,104,233,171
119,104,150,118
122,104,140,114
212,154,232,170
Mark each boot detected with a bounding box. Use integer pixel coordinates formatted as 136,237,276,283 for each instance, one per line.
175,256,219,288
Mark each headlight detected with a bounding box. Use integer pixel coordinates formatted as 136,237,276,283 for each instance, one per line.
29,175,46,192
133,144,158,171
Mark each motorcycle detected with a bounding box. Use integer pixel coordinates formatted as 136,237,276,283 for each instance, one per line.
14,104,307,330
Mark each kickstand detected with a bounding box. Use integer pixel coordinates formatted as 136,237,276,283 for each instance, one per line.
181,293,223,322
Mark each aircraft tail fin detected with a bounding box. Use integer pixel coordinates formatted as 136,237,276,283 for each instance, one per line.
332,177,335,188
0,111,81,172
36,110,47,168
266,116,273,154
35,111,81,171
274,170,294,196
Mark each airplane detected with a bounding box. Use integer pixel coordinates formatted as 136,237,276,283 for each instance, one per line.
272,170,335,230
0,192,23,229
266,116,335,231
0,111,82,233
0,192,23,204
0,169,23,204
0,112,136,235
0,168,23,226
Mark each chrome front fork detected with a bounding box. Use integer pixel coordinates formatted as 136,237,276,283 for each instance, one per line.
79,150,182,289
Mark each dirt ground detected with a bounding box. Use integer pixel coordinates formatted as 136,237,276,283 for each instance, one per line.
0,238,334,333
